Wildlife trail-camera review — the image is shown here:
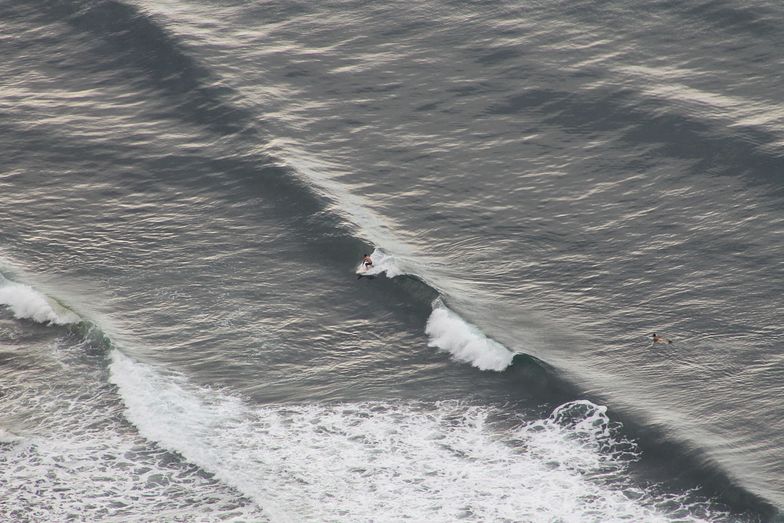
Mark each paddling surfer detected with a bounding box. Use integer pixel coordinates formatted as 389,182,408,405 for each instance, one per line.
650,332,672,345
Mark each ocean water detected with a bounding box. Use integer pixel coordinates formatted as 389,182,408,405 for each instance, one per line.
1,0,783,521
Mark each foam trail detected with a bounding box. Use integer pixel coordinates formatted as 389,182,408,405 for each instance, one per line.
0,279,79,325
425,299,514,371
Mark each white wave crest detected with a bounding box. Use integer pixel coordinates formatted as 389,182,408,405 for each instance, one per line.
0,281,79,325
425,301,514,371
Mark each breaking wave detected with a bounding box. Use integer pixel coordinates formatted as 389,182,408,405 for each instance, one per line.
0,275,79,326
425,298,515,371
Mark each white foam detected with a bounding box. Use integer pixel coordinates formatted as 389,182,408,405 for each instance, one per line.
109,351,721,522
356,247,403,278
0,281,79,325
425,300,515,371
0,428,22,444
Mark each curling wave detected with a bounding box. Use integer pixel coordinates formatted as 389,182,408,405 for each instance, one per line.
425,298,515,371
0,275,79,326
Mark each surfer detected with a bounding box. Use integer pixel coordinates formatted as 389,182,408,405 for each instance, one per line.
651,332,672,345
357,254,374,279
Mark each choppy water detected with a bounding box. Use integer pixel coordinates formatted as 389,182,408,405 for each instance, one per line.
1,0,783,521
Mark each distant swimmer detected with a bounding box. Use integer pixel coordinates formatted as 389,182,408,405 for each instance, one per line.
650,332,672,345
362,254,373,268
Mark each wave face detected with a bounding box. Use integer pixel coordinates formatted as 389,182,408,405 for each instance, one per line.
1,0,783,520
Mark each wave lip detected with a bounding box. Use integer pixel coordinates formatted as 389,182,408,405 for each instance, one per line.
425,299,515,371
0,279,79,325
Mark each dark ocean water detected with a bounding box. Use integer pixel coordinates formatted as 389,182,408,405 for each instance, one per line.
1,0,783,521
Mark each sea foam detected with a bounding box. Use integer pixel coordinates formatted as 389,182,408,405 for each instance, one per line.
108,351,719,522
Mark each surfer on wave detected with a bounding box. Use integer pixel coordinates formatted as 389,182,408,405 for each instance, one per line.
357,254,375,280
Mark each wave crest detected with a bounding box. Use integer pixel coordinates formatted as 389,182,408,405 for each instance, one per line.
425,300,515,371
0,279,79,325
